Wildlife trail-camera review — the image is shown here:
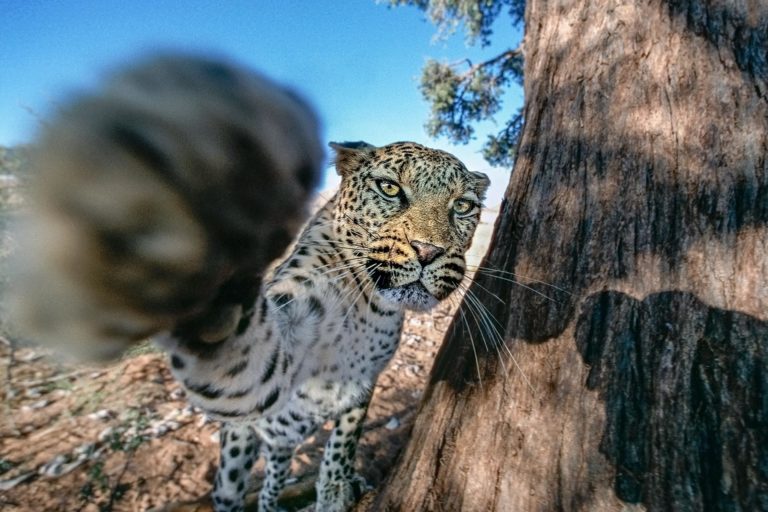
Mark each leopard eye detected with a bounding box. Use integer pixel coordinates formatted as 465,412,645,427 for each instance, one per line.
376,179,401,198
453,198,475,216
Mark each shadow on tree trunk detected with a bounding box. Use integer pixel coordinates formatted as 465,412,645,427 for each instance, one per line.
366,1,767,510
576,290,767,508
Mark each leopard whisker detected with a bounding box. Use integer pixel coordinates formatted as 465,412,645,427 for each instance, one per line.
269,260,372,313
301,240,371,253
363,274,381,327
465,296,509,381
461,286,536,395
467,265,572,296
324,260,376,286
337,263,380,327
447,293,483,390
455,285,503,376
465,268,561,304
313,259,371,276
460,274,505,305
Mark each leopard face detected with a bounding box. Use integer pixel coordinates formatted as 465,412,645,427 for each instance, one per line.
332,142,489,310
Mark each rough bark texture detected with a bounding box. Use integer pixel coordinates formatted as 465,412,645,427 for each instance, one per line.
365,1,768,511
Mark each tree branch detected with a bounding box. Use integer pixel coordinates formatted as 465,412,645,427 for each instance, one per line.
458,47,522,80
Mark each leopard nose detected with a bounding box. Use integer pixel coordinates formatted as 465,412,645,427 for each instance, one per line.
410,240,445,265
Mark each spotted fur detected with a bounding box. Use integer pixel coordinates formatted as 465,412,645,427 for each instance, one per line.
9,56,489,512
159,142,488,511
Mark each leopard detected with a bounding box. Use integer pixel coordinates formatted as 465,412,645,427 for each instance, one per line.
8,55,489,512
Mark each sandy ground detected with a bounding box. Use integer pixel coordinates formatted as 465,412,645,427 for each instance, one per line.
0,201,497,512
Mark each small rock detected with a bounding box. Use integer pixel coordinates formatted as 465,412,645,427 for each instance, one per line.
148,425,168,437
40,455,68,476
22,399,49,411
16,351,42,362
209,431,220,444
54,458,88,477
98,426,117,442
384,417,400,430
24,388,42,399
0,471,35,490
405,364,421,375
88,409,113,421
73,443,96,457
147,420,181,438
405,336,422,346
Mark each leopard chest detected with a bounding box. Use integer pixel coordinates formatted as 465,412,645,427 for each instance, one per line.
269,279,405,421
321,300,403,377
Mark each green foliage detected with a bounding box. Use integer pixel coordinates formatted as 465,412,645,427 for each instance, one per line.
391,0,526,167
78,410,146,512
390,0,523,46
0,458,16,476
481,107,523,167
420,50,523,167
80,461,110,501
121,339,161,359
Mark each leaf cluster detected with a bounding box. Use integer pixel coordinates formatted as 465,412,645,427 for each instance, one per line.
420,50,523,167
389,0,523,46
391,0,526,167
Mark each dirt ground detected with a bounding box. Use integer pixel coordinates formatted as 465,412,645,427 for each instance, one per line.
0,204,496,512
0,306,453,512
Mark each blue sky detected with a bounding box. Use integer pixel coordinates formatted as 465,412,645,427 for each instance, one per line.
1,0,523,203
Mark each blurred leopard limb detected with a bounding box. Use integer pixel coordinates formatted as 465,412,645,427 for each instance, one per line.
7,54,323,360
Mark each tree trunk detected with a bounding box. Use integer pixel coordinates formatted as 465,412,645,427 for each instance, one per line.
364,1,768,510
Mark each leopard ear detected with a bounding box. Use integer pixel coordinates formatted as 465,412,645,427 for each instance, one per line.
329,141,376,177
472,171,491,201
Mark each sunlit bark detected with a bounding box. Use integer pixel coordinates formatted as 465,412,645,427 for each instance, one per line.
365,1,768,510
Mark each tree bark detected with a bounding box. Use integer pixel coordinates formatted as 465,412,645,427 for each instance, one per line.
364,1,768,510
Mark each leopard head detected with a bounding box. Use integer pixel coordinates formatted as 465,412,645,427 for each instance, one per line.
331,141,489,310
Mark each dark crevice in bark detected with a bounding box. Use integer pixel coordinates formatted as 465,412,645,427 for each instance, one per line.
666,1,768,89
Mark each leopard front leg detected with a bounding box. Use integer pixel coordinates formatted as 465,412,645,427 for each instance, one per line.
257,442,294,512
315,404,370,512
9,55,323,362
213,423,260,512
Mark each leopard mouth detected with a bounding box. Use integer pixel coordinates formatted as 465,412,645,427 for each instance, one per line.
383,282,439,311
368,267,439,311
